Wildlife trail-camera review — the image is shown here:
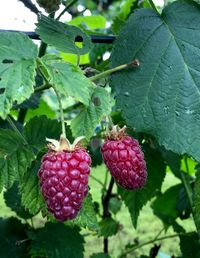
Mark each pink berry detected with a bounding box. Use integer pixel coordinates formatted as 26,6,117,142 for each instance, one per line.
101,126,147,190
38,136,91,221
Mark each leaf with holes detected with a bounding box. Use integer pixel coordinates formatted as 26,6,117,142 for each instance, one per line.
0,129,35,192
71,87,111,140
0,32,37,119
111,0,200,161
42,57,94,106
36,15,93,55
118,144,166,228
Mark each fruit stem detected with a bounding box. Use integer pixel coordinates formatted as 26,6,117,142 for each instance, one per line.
102,177,115,254
119,231,193,257
53,86,66,138
56,0,78,20
89,60,140,82
148,0,160,15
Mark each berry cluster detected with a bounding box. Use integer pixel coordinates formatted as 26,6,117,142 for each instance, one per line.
38,126,147,221
38,137,91,221
101,133,147,190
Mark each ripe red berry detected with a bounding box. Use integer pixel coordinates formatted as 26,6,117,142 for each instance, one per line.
101,126,147,190
38,136,91,221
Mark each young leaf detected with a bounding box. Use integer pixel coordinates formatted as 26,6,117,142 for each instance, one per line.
71,87,111,140
4,182,32,219
99,217,119,238
0,32,37,119
30,222,84,258
42,57,94,106
118,144,166,228
193,170,200,236
66,193,99,232
179,232,200,258
0,217,29,258
20,158,44,215
111,0,200,161
36,15,93,55
0,129,35,192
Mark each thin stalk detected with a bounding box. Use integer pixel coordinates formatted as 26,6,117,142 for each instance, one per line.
153,227,165,241
90,60,139,82
56,0,78,20
77,53,80,66
120,232,193,257
53,87,66,138
6,116,28,145
148,0,160,15
90,174,105,188
181,157,193,208
34,83,51,93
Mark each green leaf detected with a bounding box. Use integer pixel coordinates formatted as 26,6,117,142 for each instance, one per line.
109,197,122,215
90,253,112,258
66,193,99,232
0,217,28,258
179,232,200,258
36,15,92,55
0,129,35,191
0,32,37,119
20,158,44,215
193,170,200,237
111,0,200,161
118,144,166,228
4,182,32,219
99,217,119,238
69,15,106,30
24,116,62,151
151,184,182,224
42,57,94,106
71,87,111,139
30,222,84,258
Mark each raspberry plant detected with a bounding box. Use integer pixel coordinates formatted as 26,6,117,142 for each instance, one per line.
0,0,200,257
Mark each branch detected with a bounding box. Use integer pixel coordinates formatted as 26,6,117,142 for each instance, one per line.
119,232,194,257
19,0,40,15
102,177,115,253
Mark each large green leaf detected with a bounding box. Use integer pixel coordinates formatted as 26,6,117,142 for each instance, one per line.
0,129,35,191
0,217,28,258
36,15,92,55
180,232,200,258
30,222,84,258
118,144,166,228
193,170,200,237
71,87,111,139
111,0,200,161
151,184,182,224
42,57,94,106
20,158,44,215
0,32,37,118
66,193,99,232
24,116,62,151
